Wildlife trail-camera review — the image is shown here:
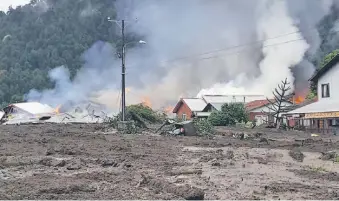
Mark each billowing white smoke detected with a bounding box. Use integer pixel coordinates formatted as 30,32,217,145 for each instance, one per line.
198,0,310,96
26,0,334,111
26,41,121,111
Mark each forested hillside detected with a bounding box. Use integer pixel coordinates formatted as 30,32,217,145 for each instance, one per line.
0,0,338,107
0,0,118,107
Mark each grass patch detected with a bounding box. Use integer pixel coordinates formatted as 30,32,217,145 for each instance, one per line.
310,166,328,172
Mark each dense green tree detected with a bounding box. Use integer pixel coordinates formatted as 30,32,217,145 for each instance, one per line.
208,103,248,126
319,49,339,69
0,0,119,107
0,0,338,107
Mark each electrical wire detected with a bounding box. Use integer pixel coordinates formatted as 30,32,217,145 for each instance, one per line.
123,28,339,73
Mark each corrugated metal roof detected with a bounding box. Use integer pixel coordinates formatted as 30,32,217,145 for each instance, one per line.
245,99,271,111
287,100,339,114
202,95,266,104
12,102,55,115
182,98,207,112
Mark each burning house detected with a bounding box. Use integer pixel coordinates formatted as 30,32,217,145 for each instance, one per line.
1,102,56,124
286,54,339,133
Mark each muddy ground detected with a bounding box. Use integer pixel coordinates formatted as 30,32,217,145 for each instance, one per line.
1,123,339,199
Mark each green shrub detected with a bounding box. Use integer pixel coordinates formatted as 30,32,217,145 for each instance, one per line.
208,103,249,126
193,118,215,136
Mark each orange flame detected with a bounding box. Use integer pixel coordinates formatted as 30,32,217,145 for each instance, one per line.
141,97,152,108
295,96,305,104
54,105,61,114
164,106,174,114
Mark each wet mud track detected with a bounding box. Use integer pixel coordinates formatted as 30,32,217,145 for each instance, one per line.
1,123,339,199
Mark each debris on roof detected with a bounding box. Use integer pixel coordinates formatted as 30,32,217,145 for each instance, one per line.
0,102,110,125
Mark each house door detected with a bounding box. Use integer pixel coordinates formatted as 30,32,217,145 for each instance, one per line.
318,120,324,129
255,115,267,125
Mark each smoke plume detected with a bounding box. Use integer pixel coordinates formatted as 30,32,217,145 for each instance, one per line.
26,0,335,111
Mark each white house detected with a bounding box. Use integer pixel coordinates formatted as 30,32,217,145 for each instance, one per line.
287,54,339,131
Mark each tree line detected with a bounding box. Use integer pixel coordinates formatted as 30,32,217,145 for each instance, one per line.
0,0,338,107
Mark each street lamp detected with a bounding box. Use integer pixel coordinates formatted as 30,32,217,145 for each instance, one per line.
108,17,146,122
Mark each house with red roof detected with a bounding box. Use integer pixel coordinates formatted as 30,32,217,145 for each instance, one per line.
246,99,293,126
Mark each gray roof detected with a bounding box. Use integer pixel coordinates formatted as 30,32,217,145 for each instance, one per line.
287,99,335,114
210,103,224,111
182,98,207,112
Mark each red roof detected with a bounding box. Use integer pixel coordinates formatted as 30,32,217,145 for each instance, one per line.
245,99,272,111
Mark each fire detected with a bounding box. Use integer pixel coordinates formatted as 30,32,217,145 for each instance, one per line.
294,88,309,104
164,106,174,114
141,97,152,108
294,96,305,104
54,105,61,114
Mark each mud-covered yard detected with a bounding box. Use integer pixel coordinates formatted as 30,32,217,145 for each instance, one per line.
1,123,339,199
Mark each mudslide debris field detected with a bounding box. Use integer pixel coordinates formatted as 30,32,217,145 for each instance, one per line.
1,124,339,199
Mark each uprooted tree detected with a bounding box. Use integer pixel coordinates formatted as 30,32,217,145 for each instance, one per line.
262,78,291,129
107,104,164,132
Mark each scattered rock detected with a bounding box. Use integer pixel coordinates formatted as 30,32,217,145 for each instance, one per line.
226,150,234,159
66,159,82,170
211,161,221,166
320,151,337,161
254,132,264,138
39,158,66,167
216,149,223,154
124,163,132,168
139,175,205,200
257,157,268,164
168,169,203,176
101,159,118,167
289,150,305,162
39,184,96,194
245,152,250,159
46,147,55,156
259,138,269,144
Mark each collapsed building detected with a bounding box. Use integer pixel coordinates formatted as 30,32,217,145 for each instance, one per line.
0,101,110,125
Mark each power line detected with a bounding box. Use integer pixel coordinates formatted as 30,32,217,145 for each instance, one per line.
125,28,339,73
126,37,306,73
159,29,308,63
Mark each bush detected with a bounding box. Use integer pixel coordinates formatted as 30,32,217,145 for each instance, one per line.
193,118,214,136
127,104,162,123
107,104,163,129
208,111,234,126
208,103,249,126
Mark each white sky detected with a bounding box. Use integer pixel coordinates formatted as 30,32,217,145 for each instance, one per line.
0,0,30,12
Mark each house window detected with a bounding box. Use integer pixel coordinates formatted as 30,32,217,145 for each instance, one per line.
182,114,187,121
321,83,330,98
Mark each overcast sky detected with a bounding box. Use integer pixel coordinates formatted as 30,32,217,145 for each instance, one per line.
0,0,30,12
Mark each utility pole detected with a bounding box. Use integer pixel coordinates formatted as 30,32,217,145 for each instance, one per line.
121,20,126,122
108,17,145,122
